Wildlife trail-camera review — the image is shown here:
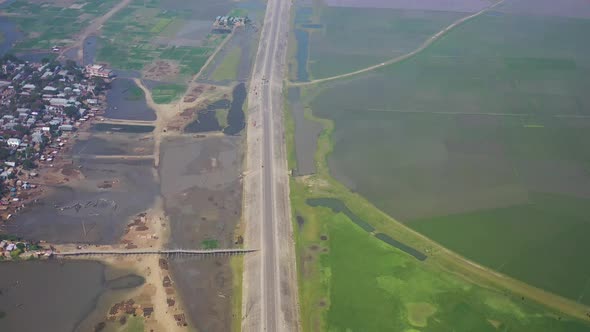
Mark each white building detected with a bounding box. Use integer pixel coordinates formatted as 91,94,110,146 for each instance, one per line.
6,138,22,147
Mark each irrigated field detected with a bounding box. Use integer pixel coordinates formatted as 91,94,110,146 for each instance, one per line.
96,0,225,78
4,0,119,50
302,0,590,310
291,4,466,80
291,177,590,331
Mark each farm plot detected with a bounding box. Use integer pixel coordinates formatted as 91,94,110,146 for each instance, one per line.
305,10,590,304
4,0,118,51
96,0,233,82
297,6,465,80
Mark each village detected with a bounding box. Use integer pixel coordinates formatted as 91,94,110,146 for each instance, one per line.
0,54,114,225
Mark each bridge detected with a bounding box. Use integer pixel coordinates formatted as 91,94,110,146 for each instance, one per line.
54,248,256,257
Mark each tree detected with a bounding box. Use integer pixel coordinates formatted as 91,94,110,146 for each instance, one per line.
64,105,80,119
22,159,37,170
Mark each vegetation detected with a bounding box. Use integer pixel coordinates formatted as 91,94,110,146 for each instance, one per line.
211,47,242,82
150,84,186,104
5,0,118,50
303,10,590,306
96,1,226,79
201,239,219,249
230,256,243,332
122,316,144,332
295,6,464,80
287,94,590,330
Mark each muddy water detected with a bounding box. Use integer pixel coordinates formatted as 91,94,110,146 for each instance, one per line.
294,29,310,81
0,260,143,332
5,158,157,244
83,35,99,66
104,78,156,121
288,87,322,175
160,135,242,331
74,133,154,156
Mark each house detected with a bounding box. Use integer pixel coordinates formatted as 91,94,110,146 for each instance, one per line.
6,138,21,147
22,84,36,90
85,64,112,78
58,124,74,131
49,98,69,107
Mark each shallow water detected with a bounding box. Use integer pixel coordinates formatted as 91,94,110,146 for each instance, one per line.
104,79,156,121
5,159,158,244
0,19,23,55
306,198,426,260
294,29,309,81
288,87,322,175
0,260,143,332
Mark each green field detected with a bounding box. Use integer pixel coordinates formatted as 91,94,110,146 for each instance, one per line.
292,178,590,331
96,0,231,79
211,47,242,82
298,6,465,80
150,83,186,104
302,9,590,306
5,0,118,50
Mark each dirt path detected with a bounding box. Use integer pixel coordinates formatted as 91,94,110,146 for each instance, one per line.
193,30,236,81
289,0,506,87
60,0,134,63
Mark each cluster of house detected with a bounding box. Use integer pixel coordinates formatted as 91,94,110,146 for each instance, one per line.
0,56,113,219
0,238,51,259
213,15,250,31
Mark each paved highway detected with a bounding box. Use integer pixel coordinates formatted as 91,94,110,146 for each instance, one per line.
242,0,299,330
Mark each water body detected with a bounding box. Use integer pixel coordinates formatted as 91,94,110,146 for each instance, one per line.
306,198,427,260
0,260,143,331
104,79,156,121
223,83,246,135
288,87,322,175
294,29,309,81
82,35,99,66
184,99,230,133
0,19,23,55
160,136,242,331
17,52,53,63
74,133,154,156
5,159,158,244
92,123,155,133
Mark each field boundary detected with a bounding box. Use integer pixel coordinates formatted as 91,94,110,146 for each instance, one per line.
289,0,507,87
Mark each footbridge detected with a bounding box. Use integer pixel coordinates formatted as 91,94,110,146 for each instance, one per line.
54,248,256,257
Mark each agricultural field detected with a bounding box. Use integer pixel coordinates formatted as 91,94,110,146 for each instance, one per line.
290,2,473,81
96,0,225,80
291,177,590,331
2,0,119,51
211,47,242,82
302,1,590,310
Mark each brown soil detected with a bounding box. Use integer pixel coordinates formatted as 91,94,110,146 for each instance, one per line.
143,60,180,81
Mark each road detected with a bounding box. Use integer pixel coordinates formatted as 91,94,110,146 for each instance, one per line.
242,0,299,330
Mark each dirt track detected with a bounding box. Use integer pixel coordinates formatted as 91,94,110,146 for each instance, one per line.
289,0,507,87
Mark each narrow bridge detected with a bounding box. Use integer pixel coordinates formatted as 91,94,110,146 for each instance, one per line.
54,248,256,257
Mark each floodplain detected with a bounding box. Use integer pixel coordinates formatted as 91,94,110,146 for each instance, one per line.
289,0,590,330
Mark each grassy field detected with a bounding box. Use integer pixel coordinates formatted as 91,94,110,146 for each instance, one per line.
150,83,186,104
296,6,465,80
288,107,590,331
301,9,590,306
211,47,242,82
